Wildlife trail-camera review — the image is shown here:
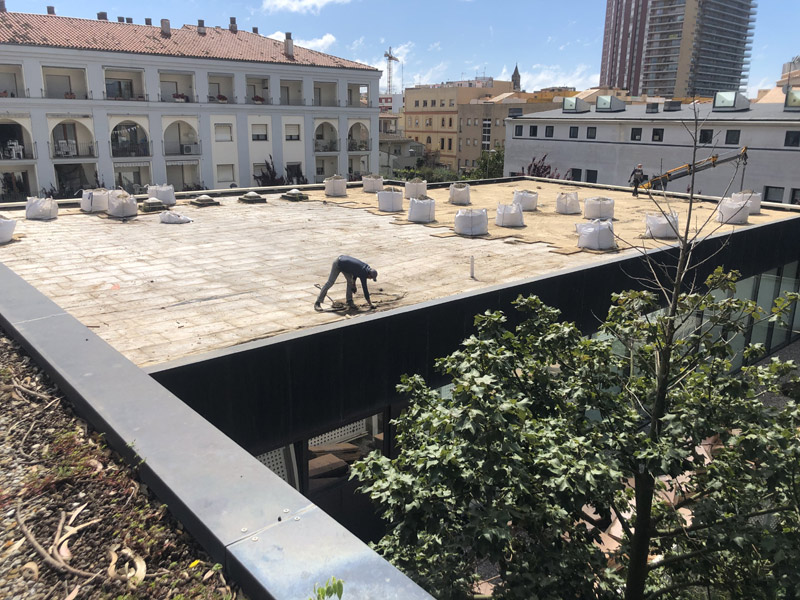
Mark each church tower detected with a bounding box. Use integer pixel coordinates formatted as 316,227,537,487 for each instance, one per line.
512,64,521,92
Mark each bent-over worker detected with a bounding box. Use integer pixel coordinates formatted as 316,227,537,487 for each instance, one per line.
628,163,645,197
315,255,378,310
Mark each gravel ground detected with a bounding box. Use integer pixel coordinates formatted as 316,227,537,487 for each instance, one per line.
0,329,243,599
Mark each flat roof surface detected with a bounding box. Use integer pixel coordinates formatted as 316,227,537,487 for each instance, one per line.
1,181,794,367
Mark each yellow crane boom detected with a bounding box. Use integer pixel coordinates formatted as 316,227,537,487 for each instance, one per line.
641,147,748,190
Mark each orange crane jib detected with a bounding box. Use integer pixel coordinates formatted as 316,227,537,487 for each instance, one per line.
642,147,748,190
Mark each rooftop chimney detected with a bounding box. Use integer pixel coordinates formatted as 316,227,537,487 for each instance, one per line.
197,19,206,35
97,11,108,20
160,18,170,37
126,17,133,24
0,1,8,13
229,17,237,33
47,6,55,14
252,26,258,34
145,17,152,25
284,32,294,58
117,16,124,22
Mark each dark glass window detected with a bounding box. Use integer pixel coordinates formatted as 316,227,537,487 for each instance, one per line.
569,126,579,138
570,168,582,181
652,128,664,142
529,125,538,137
631,128,642,141
545,125,554,138
514,125,523,136
586,127,596,139
586,169,598,183
725,130,741,145
699,129,713,144
764,186,785,202
785,131,800,147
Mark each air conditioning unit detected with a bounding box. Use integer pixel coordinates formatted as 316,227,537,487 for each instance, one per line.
182,144,198,155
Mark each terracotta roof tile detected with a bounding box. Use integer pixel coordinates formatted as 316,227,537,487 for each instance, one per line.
0,12,377,71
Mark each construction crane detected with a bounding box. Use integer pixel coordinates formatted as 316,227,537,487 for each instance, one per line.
384,47,399,95
641,147,749,191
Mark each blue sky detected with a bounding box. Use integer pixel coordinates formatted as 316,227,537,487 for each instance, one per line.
26,0,796,97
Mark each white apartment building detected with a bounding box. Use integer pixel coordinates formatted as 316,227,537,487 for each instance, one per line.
0,9,380,200
504,93,800,204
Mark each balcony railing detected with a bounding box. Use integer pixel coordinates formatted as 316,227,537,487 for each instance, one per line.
207,95,236,104
1,142,35,160
159,93,197,103
0,88,28,99
50,140,96,159
245,97,272,105
346,100,373,108
103,91,149,102
314,140,339,152
164,141,202,156
312,98,339,107
281,98,305,106
347,139,371,151
111,141,152,158
43,90,92,100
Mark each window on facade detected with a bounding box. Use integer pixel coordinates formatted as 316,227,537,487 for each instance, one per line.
529,125,538,137
586,126,596,139
215,124,233,142
425,118,432,126
495,119,500,126
514,125,523,136
415,119,419,126
466,138,471,146
449,99,454,106
482,119,491,150
440,138,445,149
251,124,268,141
569,126,579,138
467,119,471,126
545,125,554,138
586,169,598,183
764,186,784,202
785,131,800,147
440,100,445,107
472,160,476,167
449,117,453,127
448,138,452,150
699,129,713,144
473,138,478,146
408,117,412,126
631,127,642,141
423,100,427,107
426,136,432,144
285,124,300,141
441,117,446,127
570,168,582,181
414,100,419,107
217,164,234,182
652,128,664,142
725,130,741,145
791,189,800,205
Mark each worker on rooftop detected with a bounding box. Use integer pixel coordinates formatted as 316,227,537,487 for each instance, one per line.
629,163,645,198
315,255,378,311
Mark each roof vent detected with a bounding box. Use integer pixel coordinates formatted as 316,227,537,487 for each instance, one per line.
284,32,294,58
0,1,6,13
646,102,660,113
595,95,626,112
197,19,206,35
252,26,259,34
562,97,590,113
784,89,800,112
712,91,750,112
47,6,55,15
117,16,125,22
663,100,682,111
229,17,237,33
160,18,170,37
145,17,152,25
97,11,108,20
126,17,133,24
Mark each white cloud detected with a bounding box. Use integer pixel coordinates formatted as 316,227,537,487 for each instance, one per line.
518,63,600,92
411,61,450,86
428,42,441,52
348,36,365,52
267,30,337,52
261,0,351,14
747,76,771,99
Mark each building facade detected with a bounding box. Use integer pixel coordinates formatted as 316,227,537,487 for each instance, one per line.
600,0,755,99
0,10,380,200
599,0,650,95
504,94,800,204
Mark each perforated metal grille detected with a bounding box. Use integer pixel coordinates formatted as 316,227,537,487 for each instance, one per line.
309,419,368,446
255,447,289,482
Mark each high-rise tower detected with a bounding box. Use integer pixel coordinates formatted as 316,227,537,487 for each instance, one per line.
599,0,650,95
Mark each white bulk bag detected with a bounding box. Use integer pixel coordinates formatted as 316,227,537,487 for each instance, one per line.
645,212,680,239
26,196,58,220
147,184,176,206
404,179,427,199
716,198,749,224
362,175,384,193
324,176,347,197
80,188,108,213
108,190,138,218
556,191,581,214
449,183,471,205
584,197,615,220
160,211,193,224
408,197,435,223
495,202,525,227
454,208,488,236
377,189,403,212
513,190,538,211
732,191,762,215
577,219,615,250
0,218,16,244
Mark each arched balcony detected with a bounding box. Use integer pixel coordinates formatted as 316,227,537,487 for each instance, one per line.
0,118,35,161
314,122,339,153
111,121,151,158
347,123,371,152
163,121,201,156
50,120,96,159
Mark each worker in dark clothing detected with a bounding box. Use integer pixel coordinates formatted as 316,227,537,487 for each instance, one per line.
315,255,378,310
629,163,645,197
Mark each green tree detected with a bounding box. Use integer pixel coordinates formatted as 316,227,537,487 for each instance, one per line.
471,148,505,179
352,108,800,598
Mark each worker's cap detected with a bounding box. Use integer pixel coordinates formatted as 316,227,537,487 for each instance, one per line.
637,163,643,167
367,267,378,281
